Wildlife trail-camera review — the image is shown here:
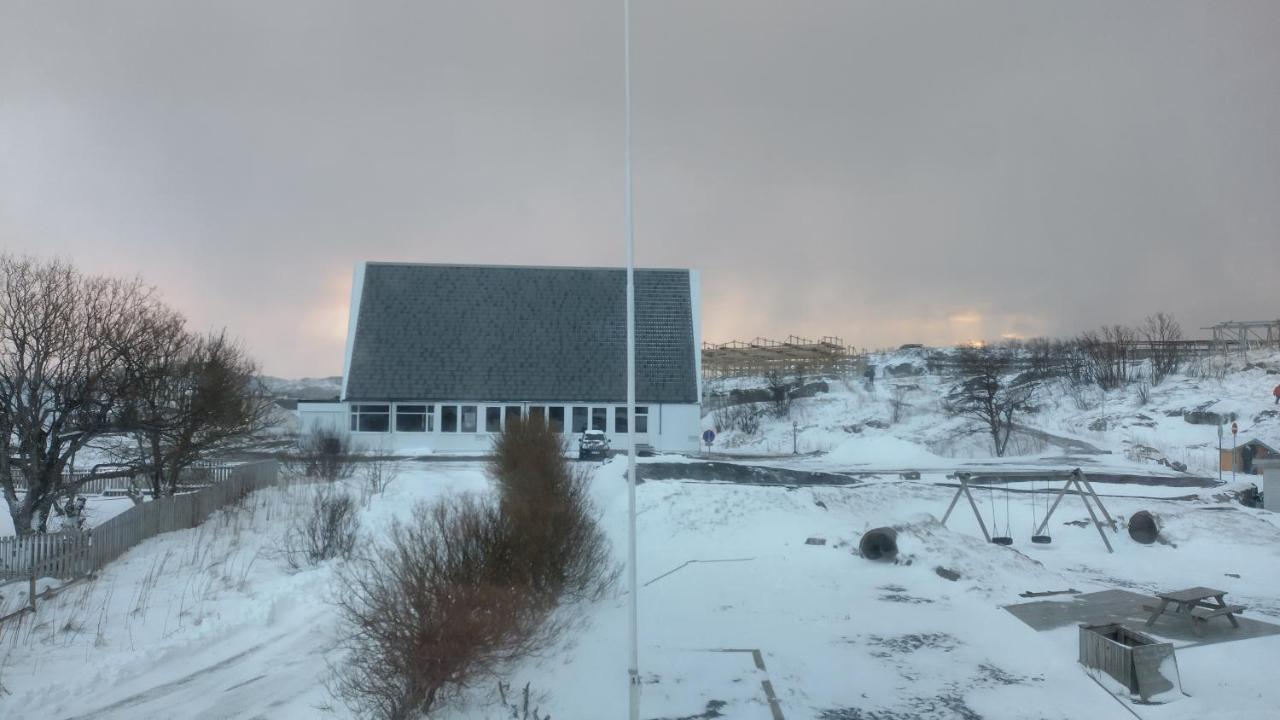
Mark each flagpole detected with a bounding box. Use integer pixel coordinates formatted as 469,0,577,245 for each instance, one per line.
623,2,641,720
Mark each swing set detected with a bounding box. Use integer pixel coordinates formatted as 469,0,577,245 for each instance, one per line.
940,468,1117,553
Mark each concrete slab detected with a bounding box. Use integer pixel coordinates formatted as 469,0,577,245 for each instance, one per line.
1004,589,1280,647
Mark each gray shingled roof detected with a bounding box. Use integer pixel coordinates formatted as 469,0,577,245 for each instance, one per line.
343,263,697,403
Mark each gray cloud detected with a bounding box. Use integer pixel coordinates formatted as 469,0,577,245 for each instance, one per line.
3,1,1277,375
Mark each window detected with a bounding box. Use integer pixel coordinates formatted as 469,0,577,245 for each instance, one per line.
441,405,458,432
636,406,649,434
592,407,607,432
461,405,478,433
572,406,588,433
505,405,522,426
549,406,565,433
486,406,502,433
615,407,628,434
350,404,390,433
395,404,432,432
529,406,545,423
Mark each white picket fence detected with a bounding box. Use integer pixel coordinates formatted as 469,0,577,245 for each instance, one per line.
7,461,235,496
0,460,279,585
0,532,92,581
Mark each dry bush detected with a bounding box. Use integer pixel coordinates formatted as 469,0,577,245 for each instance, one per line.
764,370,792,418
360,458,398,505
489,418,618,603
331,419,615,718
712,404,761,436
332,496,551,719
284,485,360,569
291,426,356,483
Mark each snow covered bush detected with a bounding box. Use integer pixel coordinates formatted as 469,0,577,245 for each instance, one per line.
283,485,360,569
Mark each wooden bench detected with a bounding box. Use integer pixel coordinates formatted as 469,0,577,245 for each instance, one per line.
1144,587,1245,635
1191,604,1245,624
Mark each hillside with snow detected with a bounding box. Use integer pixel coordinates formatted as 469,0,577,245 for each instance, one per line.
703,348,1280,480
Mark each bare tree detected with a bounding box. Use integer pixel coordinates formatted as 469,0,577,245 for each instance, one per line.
1140,312,1184,385
944,345,1039,457
764,370,792,418
1078,324,1138,390
888,384,913,425
0,255,163,534
121,327,270,497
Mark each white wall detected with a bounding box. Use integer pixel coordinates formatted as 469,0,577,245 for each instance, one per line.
298,400,701,455
296,403,346,435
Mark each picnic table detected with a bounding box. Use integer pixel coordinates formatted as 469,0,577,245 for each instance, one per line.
1144,586,1245,635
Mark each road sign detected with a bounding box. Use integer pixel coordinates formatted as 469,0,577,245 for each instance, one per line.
1232,421,1238,436
702,429,716,445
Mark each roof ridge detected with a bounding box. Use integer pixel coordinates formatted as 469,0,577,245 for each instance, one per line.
362,261,694,272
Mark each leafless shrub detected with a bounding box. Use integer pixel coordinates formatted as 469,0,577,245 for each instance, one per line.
496,681,551,720
332,496,550,719
290,426,356,483
712,404,761,436
1079,324,1139,390
1136,380,1152,406
489,418,618,603
765,370,793,418
331,420,615,718
284,486,360,569
1140,312,1184,385
889,385,914,425
360,458,398,505
1061,378,1099,411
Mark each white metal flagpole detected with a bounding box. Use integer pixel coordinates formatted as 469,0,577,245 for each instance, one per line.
623,1,641,719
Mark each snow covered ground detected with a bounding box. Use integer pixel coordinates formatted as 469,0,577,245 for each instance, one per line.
704,349,1280,481
0,495,137,537
2,352,1277,718
2,454,1278,719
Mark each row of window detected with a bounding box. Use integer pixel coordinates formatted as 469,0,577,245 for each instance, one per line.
349,403,650,434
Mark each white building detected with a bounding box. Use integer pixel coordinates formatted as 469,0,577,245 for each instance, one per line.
298,262,702,454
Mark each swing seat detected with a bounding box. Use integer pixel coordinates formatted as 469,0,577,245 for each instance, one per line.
1030,535,1053,544
990,536,1014,546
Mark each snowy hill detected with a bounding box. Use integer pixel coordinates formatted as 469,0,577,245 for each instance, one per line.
703,348,1280,480
259,375,342,401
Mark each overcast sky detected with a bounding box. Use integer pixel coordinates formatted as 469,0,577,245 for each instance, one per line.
3,2,1278,377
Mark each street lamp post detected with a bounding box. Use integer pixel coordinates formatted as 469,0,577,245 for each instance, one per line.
623,2,641,720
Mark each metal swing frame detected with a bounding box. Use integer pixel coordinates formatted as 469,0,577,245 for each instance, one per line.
941,468,1117,553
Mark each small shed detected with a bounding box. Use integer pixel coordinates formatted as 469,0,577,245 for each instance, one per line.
1257,458,1280,512
1220,439,1277,475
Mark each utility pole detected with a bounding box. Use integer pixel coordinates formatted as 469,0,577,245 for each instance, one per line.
1218,423,1224,484
622,2,640,719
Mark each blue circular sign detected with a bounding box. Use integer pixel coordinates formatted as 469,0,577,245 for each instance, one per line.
702,429,716,444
